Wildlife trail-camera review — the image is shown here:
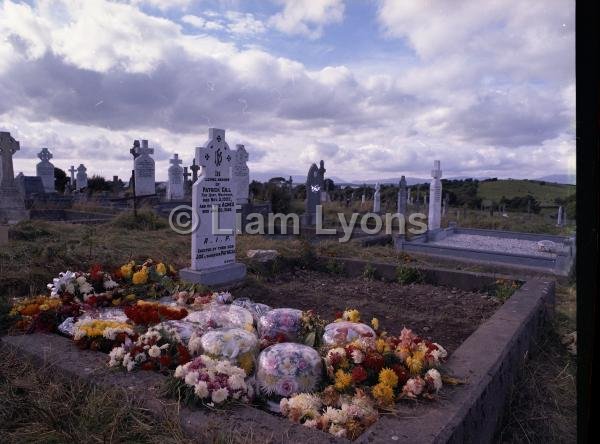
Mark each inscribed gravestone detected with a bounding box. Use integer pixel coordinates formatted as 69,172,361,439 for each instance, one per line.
134,140,155,196
302,163,320,225
167,153,184,200
373,183,381,213
180,128,246,286
36,148,55,193
0,131,28,222
76,164,88,190
428,160,442,230
231,144,249,204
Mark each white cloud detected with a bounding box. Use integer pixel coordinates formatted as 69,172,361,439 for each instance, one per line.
182,11,266,36
182,14,225,31
269,0,344,39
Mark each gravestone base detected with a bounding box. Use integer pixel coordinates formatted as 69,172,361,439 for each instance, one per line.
180,263,247,287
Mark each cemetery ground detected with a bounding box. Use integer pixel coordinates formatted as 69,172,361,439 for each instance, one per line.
0,210,576,443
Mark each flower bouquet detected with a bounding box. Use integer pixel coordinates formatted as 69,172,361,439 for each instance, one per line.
115,259,177,298
184,304,255,334
73,319,135,352
231,297,272,323
108,323,191,372
174,290,233,308
166,355,253,407
9,295,81,333
124,300,188,326
255,343,323,400
258,308,325,348
188,327,259,375
322,321,376,347
280,389,379,439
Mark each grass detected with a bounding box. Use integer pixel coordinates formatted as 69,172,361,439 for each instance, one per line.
478,179,575,206
0,214,577,442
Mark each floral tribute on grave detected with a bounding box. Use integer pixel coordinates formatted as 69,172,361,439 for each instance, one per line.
7,261,451,441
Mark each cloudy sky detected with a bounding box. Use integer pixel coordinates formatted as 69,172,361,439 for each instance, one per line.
0,0,574,182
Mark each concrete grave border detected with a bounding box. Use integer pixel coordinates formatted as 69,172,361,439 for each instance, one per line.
1,270,554,443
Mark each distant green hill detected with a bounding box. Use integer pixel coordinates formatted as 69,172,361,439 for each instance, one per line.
478,179,575,206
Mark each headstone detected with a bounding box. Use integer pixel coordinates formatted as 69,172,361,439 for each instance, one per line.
302,163,320,225
556,206,564,227
427,160,442,231
190,158,200,184
415,186,421,211
166,153,184,200
112,175,120,194
36,148,55,193
373,183,381,213
407,187,412,205
133,140,155,196
76,164,88,190
15,174,45,198
231,144,249,204
68,165,76,189
0,132,29,222
180,128,246,286
318,160,327,203
397,176,407,216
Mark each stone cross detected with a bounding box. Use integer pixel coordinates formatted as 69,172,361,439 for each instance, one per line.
166,153,184,201
68,165,76,188
0,132,28,222
133,139,156,196
231,144,249,204
190,158,200,183
373,183,381,213
180,128,246,286
318,160,328,203
36,148,55,193
397,176,407,216
428,160,443,230
183,167,190,182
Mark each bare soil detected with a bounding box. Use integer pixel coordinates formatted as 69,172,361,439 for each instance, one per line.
237,269,502,353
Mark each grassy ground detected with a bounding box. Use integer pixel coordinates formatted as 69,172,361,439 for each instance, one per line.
0,212,576,442
478,179,575,206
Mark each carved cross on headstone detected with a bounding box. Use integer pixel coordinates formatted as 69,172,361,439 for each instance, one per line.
138,140,154,156
0,132,20,189
38,148,53,162
196,129,233,178
68,165,76,184
130,140,141,159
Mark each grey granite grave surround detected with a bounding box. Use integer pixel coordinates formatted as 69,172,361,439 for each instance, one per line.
395,226,575,276
1,273,554,443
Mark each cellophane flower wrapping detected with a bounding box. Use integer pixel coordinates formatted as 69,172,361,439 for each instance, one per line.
184,304,255,333
258,308,303,345
256,343,322,399
188,327,259,375
232,297,272,323
322,321,376,347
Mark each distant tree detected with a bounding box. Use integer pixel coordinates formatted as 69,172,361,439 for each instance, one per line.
266,182,291,213
87,175,112,194
54,167,68,193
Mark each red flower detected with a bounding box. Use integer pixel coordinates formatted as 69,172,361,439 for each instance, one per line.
141,361,155,371
90,264,103,282
334,311,343,320
363,353,384,372
351,366,368,383
159,355,172,367
177,344,191,364
392,364,409,386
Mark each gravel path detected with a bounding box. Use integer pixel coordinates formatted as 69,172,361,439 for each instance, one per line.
430,234,563,258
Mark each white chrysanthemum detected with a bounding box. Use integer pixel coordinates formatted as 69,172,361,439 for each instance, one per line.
174,365,187,379
76,275,87,285
184,371,199,386
194,380,209,399
148,345,161,358
134,352,147,363
328,423,347,438
426,369,443,392
303,419,319,429
227,374,245,391
103,278,118,290
323,406,348,425
351,349,364,364
79,282,93,295
211,387,229,404
188,336,202,355
433,343,447,359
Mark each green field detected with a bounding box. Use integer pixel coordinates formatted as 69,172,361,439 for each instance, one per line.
478,179,575,206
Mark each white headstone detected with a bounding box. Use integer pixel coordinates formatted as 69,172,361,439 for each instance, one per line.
133,140,155,196
180,128,245,286
231,144,249,204
166,153,184,200
428,160,442,230
373,183,381,213
76,164,88,190
36,148,55,193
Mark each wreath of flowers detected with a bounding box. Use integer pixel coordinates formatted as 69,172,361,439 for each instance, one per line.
124,300,188,326
73,319,135,352
108,324,190,372
167,355,253,406
9,295,80,333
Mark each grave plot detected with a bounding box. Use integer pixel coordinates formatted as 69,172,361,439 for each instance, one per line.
1,255,553,443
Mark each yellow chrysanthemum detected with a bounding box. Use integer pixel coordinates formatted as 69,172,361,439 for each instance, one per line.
406,352,424,375
238,352,254,376
376,338,386,354
371,317,379,331
343,309,361,323
334,369,353,391
372,382,395,405
378,368,399,388
156,263,167,276
132,269,149,285
120,263,134,278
